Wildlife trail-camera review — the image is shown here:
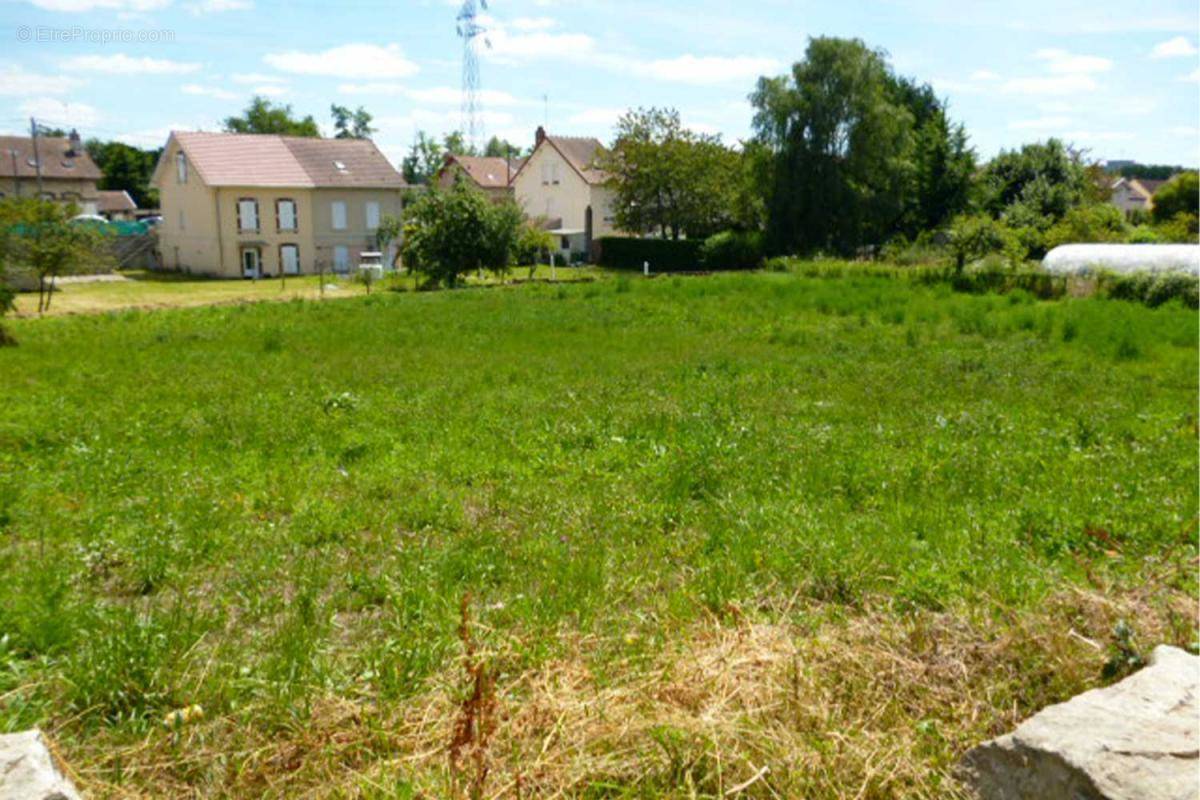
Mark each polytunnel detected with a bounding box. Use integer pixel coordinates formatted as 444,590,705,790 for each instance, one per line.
1043,244,1200,276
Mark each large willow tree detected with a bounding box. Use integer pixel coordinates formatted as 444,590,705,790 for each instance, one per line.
750,37,974,255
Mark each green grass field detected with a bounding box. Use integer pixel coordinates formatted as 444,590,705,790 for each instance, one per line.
1,271,1196,798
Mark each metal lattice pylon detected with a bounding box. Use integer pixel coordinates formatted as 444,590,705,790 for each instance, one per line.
456,0,490,149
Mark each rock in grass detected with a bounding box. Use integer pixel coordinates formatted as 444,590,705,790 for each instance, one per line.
0,729,82,800
961,645,1199,800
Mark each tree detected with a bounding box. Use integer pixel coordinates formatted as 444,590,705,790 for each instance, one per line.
751,38,920,255
86,140,162,208
1043,203,1130,251
600,107,746,240
375,214,403,268
977,139,1091,224
483,136,524,159
402,132,445,185
331,104,376,140
441,131,476,157
1151,171,1199,224
948,213,1019,272
2,198,111,313
223,96,320,137
400,181,524,287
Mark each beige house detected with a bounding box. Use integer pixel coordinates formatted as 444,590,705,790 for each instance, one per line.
1110,177,1168,217
0,132,102,214
437,154,523,201
152,131,407,278
512,127,617,261
97,190,137,221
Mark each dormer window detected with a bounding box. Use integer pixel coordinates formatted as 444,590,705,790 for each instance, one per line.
333,160,348,173
176,152,188,184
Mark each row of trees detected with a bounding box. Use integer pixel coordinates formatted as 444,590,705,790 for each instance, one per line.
597,37,1196,263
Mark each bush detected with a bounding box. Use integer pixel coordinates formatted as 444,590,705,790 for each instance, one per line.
1099,271,1199,309
514,223,554,266
948,214,1023,271
1043,204,1130,251
1151,172,1199,224
596,237,704,272
1152,212,1199,244
699,231,764,270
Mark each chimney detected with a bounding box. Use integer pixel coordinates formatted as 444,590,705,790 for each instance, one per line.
535,126,546,146
67,129,81,156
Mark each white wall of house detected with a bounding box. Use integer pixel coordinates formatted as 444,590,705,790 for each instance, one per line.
514,143,618,255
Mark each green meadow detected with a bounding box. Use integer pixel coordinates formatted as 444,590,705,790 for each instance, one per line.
1,271,1196,798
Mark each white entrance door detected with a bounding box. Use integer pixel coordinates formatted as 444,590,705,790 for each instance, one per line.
281,244,299,275
241,248,261,278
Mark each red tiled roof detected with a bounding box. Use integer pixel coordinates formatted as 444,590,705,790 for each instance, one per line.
0,135,102,181
97,189,136,212
442,155,521,188
161,131,406,189
546,135,609,185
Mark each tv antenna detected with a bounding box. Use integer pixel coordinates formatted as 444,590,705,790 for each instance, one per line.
456,0,491,149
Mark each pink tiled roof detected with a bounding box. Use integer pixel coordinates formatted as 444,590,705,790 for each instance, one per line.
97,189,136,212
443,155,521,188
164,131,406,189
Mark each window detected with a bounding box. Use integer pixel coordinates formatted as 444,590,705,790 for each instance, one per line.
365,201,380,231
277,198,297,232
238,198,259,232
179,210,186,231
333,245,350,273
280,244,300,275
176,152,187,183
331,201,347,231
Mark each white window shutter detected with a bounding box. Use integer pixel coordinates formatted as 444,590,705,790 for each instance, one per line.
365,201,380,230
332,202,347,230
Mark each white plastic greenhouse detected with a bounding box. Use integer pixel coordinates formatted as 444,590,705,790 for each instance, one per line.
1043,244,1200,276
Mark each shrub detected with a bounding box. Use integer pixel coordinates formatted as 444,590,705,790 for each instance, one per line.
948,214,1022,271
1151,172,1199,224
1152,212,1199,244
1043,204,1130,251
514,223,554,267
596,237,704,272
699,231,764,271
1099,271,1199,309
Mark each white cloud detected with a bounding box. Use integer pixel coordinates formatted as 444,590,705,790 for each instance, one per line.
185,0,252,12
1061,130,1135,142
230,72,286,84
337,83,525,108
485,28,596,62
510,16,556,31
1168,125,1199,138
1150,36,1197,59
636,55,782,85
19,98,101,128
1181,68,1200,83
61,54,201,75
27,0,167,10
567,107,625,128
1034,48,1112,75
0,64,77,96
970,69,1001,82
1002,74,1100,96
264,43,418,79
181,83,237,100
1008,116,1071,131
251,84,288,97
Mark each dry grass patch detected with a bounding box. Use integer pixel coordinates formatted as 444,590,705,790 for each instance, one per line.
64,580,1195,800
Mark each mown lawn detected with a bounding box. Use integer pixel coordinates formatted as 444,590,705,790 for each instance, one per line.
0,271,1196,798
11,265,598,317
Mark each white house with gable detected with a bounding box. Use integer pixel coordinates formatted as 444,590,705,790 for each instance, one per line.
512,127,618,262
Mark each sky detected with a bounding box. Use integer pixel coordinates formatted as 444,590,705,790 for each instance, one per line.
0,0,1197,168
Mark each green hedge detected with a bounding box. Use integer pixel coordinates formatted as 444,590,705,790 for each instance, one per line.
700,231,765,270
596,237,704,272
